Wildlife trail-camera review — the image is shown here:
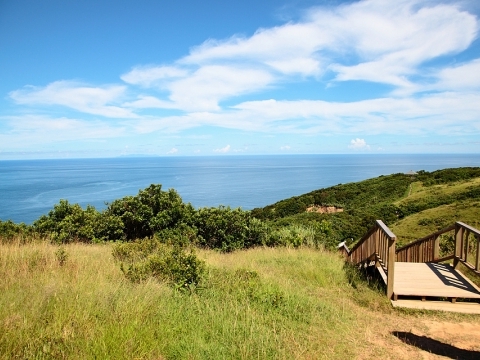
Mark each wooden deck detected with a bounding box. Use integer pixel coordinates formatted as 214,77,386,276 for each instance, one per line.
346,221,480,313
393,262,480,300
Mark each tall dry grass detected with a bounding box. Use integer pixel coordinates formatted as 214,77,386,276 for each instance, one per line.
2,241,476,359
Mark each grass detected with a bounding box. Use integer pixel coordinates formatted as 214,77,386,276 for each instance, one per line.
391,200,480,245
1,241,480,359
389,176,480,245
395,177,480,204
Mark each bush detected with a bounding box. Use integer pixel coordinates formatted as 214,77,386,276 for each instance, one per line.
106,184,195,240
34,201,102,243
0,220,31,243
113,239,206,290
194,206,269,252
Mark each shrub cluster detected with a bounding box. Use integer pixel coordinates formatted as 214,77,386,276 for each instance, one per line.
113,239,206,290
29,184,304,251
0,220,33,244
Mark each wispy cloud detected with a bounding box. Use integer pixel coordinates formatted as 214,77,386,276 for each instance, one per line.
0,115,126,150
121,66,188,87
10,81,136,118
213,144,231,153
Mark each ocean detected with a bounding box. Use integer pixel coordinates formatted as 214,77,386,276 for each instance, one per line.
2,154,480,224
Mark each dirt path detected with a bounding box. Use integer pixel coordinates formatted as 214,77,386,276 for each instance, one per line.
368,316,480,359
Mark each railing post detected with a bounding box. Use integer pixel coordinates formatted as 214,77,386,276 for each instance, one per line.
476,234,480,271
387,236,396,300
454,223,463,269
465,230,471,264
433,235,439,261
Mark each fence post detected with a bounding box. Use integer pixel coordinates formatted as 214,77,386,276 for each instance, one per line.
476,234,480,271
387,236,396,300
454,223,463,268
433,235,439,261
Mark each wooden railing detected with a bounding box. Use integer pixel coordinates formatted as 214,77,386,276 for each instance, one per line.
347,220,396,299
454,222,480,275
344,220,480,301
396,224,455,263
396,221,480,275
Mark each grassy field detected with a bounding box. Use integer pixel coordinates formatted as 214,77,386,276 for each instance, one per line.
391,178,480,245
2,241,480,359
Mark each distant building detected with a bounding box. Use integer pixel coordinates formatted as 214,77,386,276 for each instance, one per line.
405,170,418,175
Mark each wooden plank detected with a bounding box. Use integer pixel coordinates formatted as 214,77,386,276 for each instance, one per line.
391,300,480,314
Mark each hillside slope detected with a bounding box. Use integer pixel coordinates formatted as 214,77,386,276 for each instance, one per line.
252,167,480,247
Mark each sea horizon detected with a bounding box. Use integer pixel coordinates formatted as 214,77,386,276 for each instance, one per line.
2,153,480,224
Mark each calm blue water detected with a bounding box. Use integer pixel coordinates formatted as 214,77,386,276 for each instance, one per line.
2,154,480,224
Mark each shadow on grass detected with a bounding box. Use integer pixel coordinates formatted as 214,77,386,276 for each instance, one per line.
343,262,385,292
392,331,480,360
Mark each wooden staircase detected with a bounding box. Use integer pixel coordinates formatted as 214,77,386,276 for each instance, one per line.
340,221,480,313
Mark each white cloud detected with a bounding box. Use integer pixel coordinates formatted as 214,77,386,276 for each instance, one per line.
113,88,480,137
348,138,370,150
121,66,188,87
280,145,291,150
183,22,330,76
0,115,126,149
123,95,177,109
213,144,231,153
168,66,273,111
167,147,178,154
325,0,477,89
10,81,136,118
430,59,480,91
116,0,478,117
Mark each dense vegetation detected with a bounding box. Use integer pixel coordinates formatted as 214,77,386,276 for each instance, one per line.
252,167,480,246
0,183,335,252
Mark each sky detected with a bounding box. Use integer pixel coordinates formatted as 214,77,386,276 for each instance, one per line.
1,0,480,159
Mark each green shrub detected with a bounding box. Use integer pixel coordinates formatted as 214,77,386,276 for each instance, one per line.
194,206,268,252
34,201,102,243
113,239,206,291
55,246,68,266
0,220,31,243
106,184,195,240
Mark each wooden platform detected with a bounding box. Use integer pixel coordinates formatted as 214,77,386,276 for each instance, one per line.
393,262,480,300
391,299,480,314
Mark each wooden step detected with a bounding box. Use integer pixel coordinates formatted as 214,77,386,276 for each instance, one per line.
391,299,480,314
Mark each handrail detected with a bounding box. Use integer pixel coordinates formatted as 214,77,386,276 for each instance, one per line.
395,224,455,263
347,220,396,299
395,221,480,275
454,222,480,275
343,220,480,301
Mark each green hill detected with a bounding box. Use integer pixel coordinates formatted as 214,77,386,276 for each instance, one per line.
252,167,480,248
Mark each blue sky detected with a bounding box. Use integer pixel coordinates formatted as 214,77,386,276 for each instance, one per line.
1,0,480,159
